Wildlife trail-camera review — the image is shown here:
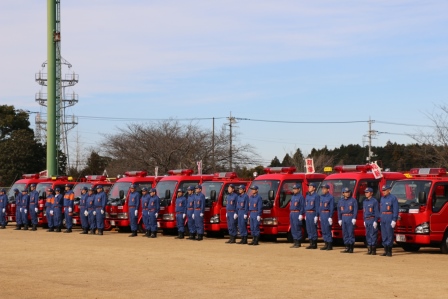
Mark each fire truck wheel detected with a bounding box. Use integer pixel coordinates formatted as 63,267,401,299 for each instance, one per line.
441,232,448,254
206,231,224,238
117,227,131,233
260,235,277,242
400,243,420,252
162,229,176,236
286,231,293,243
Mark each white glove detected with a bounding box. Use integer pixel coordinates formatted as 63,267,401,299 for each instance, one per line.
338,220,342,226
20,208,22,212
200,213,203,217
351,219,356,225
226,213,227,219
24,209,27,214
244,214,247,219
298,215,303,221
101,209,104,215
192,214,195,220
391,220,396,228
134,210,138,217
256,216,261,222
314,216,318,224
35,208,38,213
2,208,4,213
93,211,97,216
50,210,54,215
328,218,333,225
373,221,378,229
69,207,72,212
183,214,186,219
363,221,366,227
155,213,158,218
233,214,238,220
84,210,88,217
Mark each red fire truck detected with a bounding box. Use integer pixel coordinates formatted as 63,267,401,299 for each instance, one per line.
392,168,448,253
72,175,114,229
202,172,250,237
318,164,406,245
105,171,160,232
156,169,213,234
6,173,51,223
247,167,326,241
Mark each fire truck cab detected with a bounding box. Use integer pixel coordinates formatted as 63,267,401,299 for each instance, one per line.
106,171,159,232
318,164,405,245
248,167,326,241
156,169,213,234
72,175,114,229
202,172,250,237
392,168,448,253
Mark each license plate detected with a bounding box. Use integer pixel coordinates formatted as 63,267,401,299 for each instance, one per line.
205,207,210,211
110,220,115,226
396,234,406,242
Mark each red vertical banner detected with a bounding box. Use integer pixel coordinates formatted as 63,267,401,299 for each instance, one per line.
197,160,202,175
370,161,383,179
305,158,315,174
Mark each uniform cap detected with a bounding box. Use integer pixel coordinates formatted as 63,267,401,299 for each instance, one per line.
177,188,183,192
308,182,317,188
96,185,103,189
228,184,235,189
195,185,202,190
238,185,246,191
141,187,148,192
65,184,73,188
150,188,157,193
321,184,330,189
364,187,373,193
82,186,88,191
88,187,94,191
187,186,195,191
292,184,301,189
0,188,6,193
130,184,136,189
342,187,351,193
47,188,54,192
55,188,61,192
250,185,259,190
13,188,19,192
30,184,36,187
382,185,391,191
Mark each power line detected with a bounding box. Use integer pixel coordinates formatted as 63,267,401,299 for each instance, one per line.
236,118,368,124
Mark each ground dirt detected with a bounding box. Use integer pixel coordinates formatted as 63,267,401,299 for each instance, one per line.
1,226,447,299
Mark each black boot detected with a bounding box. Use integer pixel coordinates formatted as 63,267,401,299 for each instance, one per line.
229,236,236,244
320,242,328,250
98,229,103,235
326,242,333,251
32,225,37,231
175,232,184,239
371,246,377,255
150,231,157,238
366,245,372,255
225,236,233,244
381,246,388,256
56,226,61,232
253,236,259,246
306,240,314,249
241,236,248,244
291,239,300,248
238,236,245,244
145,230,150,237
90,229,95,234
24,225,29,231
0,225,5,229
348,243,354,253
189,233,196,240
14,225,21,230
80,228,88,234
341,244,349,253
248,237,255,245
46,227,54,232
129,231,137,237
386,246,392,257
196,234,203,241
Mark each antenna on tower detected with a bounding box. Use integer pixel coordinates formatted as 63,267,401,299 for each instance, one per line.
363,117,377,163
227,112,238,171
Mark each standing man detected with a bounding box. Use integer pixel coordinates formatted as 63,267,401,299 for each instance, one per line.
319,184,334,251
380,185,398,257
63,184,75,233
140,187,150,237
79,186,89,234
29,184,39,231
289,184,304,248
45,188,55,232
94,185,107,235
225,184,238,244
0,188,8,229
175,188,187,239
248,185,262,246
186,186,196,240
193,185,205,241
86,187,97,234
363,187,380,255
236,185,249,244
53,188,64,232
337,187,358,253
305,183,320,249
128,184,141,237
13,188,22,230
148,188,160,238
20,189,30,230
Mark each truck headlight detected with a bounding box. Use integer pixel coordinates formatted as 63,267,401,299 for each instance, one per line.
105,212,110,218
415,222,429,234
210,214,220,223
117,212,128,219
163,213,175,221
262,217,278,226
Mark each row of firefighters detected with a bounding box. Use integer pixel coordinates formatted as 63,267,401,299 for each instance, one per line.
0,181,398,256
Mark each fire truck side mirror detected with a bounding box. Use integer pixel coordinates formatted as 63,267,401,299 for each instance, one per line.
165,189,171,200
418,191,427,205
268,190,275,201
119,190,125,200
210,190,217,202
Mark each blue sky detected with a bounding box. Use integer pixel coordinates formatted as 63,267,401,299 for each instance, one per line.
1,0,447,167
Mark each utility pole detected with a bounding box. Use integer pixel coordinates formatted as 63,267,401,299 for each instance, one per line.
227,112,237,171
365,117,377,163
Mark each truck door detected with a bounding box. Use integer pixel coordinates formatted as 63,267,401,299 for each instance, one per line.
430,183,448,235
279,180,299,233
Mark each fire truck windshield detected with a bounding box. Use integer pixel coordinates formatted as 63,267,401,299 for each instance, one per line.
391,180,432,206
109,182,132,200
201,182,223,200
7,183,26,201
318,179,356,204
250,180,280,202
156,181,177,199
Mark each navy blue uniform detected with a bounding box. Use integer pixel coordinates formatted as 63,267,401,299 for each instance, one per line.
380,194,398,247
141,193,151,231
53,193,63,228
237,193,249,237
128,191,141,232
20,193,30,226
15,192,22,225
94,191,107,230
363,197,380,246
194,192,205,234
319,193,334,243
148,195,160,233
187,194,196,234
305,192,320,241
175,195,187,233
290,193,305,241
63,190,75,230
29,190,39,226
226,192,238,237
45,194,54,229
87,194,96,231
337,197,358,245
79,192,89,230
0,193,7,226
248,194,262,237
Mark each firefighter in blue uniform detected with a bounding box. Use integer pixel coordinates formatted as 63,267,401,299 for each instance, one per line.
128,184,141,237
86,187,97,234
305,183,320,249
45,188,55,232
79,186,89,234
248,185,262,246
94,185,107,235
186,186,196,240
363,187,380,255
20,189,30,230
0,188,8,229
63,184,75,233
53,188,64,232
319,184,334,250
13,188,22,230
193,185,206,241
148,188,160,238
236,185,249,244
225,184,238,244
29,184,39,231
140,187,151,237
337,187,358,253
175,188,187,239
290,184,304,248
380,185,398,257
